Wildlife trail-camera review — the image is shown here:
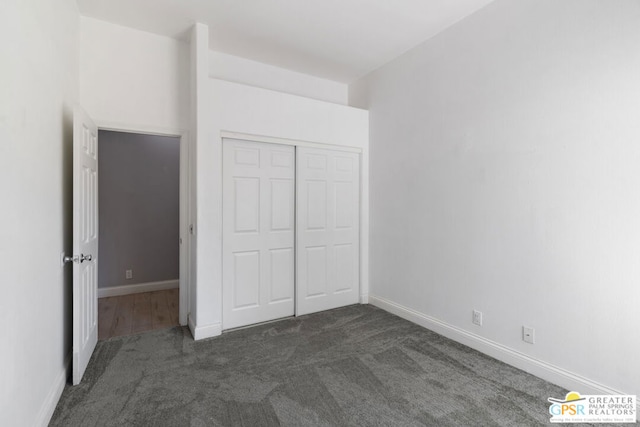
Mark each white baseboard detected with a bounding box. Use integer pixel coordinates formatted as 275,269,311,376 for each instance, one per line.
36,353,70,427
188,314,222,340
98,279,178,298
369,294,628,398
359,293,369,304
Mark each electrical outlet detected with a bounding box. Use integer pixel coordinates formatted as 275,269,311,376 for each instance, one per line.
125,269,133,280
472,310,483,326
523,326,535,344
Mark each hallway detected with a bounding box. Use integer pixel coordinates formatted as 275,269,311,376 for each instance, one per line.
98,289,179,339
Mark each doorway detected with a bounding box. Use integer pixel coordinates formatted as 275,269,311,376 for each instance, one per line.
96,130,183,339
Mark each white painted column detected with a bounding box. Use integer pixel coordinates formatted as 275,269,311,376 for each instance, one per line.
189,22,222,340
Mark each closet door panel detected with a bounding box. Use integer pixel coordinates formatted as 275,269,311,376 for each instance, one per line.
269,248,294,303
223,140,295,329
233,177,260,233
233,251,260,309
297,147,360,316
306,246,328,297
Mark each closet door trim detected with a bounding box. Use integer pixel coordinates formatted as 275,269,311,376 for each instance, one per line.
221,131,362,154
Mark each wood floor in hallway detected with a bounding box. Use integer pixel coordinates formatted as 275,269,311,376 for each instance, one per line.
98,289,179,340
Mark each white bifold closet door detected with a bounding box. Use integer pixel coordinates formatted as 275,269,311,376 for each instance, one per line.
222,139,295,329
296,147,360,316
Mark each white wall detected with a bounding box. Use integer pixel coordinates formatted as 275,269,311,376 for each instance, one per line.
350,0,640,397
210,51,348,105
0,0,79,425
80,17,190,133
191,79,368,337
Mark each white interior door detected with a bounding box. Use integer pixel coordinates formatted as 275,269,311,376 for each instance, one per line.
296,147,360,316
222,139,295,329
71,108,99,385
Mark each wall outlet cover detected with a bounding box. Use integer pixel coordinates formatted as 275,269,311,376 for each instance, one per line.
472,310,483,326
523,326,535,344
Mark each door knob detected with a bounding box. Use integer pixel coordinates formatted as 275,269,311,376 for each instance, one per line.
63,255,78,264
63,254,94,264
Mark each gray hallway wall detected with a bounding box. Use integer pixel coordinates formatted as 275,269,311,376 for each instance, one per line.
98,130,180,289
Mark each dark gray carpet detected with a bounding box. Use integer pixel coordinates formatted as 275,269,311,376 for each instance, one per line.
51,305,571,426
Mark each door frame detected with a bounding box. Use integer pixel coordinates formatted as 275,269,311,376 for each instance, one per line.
221,131,362,154
96,121,191,326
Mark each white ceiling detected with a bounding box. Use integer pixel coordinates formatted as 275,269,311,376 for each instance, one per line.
76,0,495,83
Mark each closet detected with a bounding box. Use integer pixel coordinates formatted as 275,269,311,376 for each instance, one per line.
222,138,360,329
